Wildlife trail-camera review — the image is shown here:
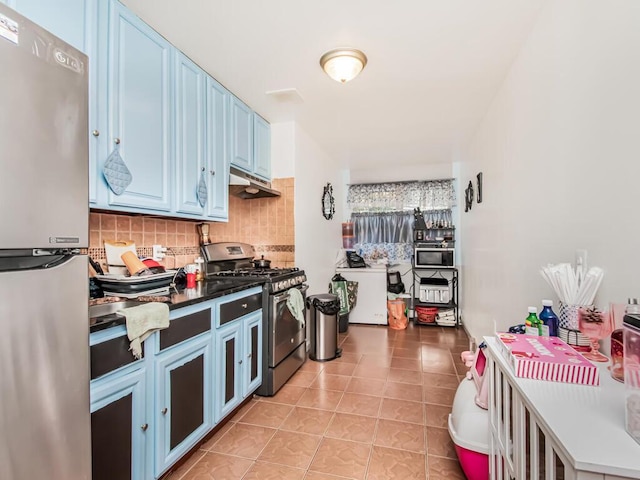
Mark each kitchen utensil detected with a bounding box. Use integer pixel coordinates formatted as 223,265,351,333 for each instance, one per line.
197,223,210,245
142,258,166,274
89,256,104,275
121,251,152,276
252,255,271,268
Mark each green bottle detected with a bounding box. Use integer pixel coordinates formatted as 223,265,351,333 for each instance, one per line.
525,306,540,336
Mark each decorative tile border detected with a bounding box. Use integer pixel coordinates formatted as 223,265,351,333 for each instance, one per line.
89,245,293,262
88,246,200,261
255,245,295,253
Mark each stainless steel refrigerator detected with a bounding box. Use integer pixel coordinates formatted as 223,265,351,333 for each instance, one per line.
0,4,90,479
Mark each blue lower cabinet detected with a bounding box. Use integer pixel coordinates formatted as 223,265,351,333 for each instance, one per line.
243,312,263,395
90,366,148,480
154,334,213,478
214,287,264,423
214,320,243,423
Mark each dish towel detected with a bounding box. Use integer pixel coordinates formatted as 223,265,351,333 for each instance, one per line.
287,288,305,328
119,303,170,359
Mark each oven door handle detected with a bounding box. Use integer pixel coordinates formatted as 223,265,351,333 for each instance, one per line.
273,284,309,304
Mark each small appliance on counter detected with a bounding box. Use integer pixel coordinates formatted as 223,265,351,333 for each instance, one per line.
387,270,405,294
197,223,210,245
414,243,455,268
419,277,451,304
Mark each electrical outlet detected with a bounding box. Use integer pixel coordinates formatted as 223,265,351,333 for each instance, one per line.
152,244,167,261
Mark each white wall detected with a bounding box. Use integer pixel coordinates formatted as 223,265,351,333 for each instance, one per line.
270,122,295,178
271,121,346,296
350,163,453,184
459,0,640,341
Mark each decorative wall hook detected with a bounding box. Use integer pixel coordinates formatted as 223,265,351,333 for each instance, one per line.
464,181,474,212
322,183,335,220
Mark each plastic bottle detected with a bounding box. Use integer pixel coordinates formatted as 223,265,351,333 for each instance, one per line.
525,307,540,336
539,300,559,337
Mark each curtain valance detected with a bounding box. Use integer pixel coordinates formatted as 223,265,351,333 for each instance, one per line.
347,179,455,213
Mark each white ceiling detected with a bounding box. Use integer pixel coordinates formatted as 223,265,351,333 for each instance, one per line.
123,0,544,170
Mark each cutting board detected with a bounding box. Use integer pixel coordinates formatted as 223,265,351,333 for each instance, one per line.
103,240,136,274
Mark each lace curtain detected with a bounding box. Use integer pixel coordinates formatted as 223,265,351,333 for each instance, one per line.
347,179,455,213
347,180,456,264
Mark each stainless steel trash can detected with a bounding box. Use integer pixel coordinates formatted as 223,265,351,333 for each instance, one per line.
306,293,342,361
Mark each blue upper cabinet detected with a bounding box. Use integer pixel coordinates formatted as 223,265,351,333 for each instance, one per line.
253,114,271,180
102,0,172,212
206,77,230,220
7,0,88,52
14,0,265,219
174,53,206,216
231,96,271,181
230,96,253,173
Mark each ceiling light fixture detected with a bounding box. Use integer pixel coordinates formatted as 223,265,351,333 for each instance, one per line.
319,48,367,83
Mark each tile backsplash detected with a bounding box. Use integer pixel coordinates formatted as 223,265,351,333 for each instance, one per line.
89,177,295,271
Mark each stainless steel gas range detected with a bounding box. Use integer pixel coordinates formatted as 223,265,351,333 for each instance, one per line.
202,242,308,396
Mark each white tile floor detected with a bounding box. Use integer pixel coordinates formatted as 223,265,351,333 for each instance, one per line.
165,323,472,479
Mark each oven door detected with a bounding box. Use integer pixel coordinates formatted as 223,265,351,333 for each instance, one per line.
269,284,309,367
414,248,455,268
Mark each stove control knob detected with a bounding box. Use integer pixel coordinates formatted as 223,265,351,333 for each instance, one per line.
275,281,283,291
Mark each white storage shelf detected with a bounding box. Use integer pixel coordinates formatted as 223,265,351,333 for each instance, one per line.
484,336,640,480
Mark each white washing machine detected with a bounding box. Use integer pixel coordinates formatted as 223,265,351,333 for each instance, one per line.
335,266,388,325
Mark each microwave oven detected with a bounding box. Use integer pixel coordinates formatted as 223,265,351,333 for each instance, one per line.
414,247,455,268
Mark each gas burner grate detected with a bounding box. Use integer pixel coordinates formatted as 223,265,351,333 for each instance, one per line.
213,267,299,279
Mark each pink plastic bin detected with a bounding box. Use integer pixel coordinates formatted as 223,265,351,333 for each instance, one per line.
448,376,489,480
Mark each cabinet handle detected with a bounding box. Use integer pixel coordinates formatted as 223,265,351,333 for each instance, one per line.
238,359,243,365
92,130,100,137
114,137,121,145
141,424,148,432
161,407,168,415
247,353,252,358
241,303,248,309
201,167,205,172
210,170,215,176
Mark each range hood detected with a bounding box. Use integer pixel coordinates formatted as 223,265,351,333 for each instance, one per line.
229,166,281,199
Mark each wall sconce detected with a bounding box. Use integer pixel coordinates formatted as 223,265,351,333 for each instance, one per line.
320,48,368,83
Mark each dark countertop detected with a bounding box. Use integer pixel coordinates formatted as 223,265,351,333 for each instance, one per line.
89,279,264,333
